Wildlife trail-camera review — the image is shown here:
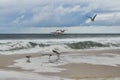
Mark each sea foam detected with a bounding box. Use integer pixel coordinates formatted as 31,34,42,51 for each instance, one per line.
9,53,120,73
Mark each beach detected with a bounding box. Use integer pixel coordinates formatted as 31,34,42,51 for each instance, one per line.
0,34,120,80
0,49,120,80
1,0,120,79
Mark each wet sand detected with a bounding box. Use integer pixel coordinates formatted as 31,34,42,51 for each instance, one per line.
0,49,120,79
42,63,120,78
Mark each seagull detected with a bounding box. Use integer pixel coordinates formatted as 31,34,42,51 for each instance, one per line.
60,30,66,33
52,50,60,55
51,29,66,35
87,14,97,22
48,54,53,62
26,55,31,63
52,50,61,60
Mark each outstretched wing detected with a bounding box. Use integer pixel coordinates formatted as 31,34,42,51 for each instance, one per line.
93,14,97,20
87,16,92,19
56,29,60,31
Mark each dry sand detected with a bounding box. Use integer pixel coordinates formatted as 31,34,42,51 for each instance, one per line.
0,49,120,79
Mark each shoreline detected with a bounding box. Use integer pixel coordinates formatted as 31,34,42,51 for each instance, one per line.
0,48,120,79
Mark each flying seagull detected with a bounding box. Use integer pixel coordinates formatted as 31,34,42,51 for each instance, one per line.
51,29,66,35
87,14,97,22
60,30,66,33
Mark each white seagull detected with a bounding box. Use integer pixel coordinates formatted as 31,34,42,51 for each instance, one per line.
51,29,66,35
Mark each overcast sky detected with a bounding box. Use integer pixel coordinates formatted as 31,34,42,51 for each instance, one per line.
0,0,120,33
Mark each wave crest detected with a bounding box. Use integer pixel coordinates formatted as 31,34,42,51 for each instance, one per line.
0,39,120,55
67,41,109,49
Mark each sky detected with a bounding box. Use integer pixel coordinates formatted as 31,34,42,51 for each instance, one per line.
0,0,120,33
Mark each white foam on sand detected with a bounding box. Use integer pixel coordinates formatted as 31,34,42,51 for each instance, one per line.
10,53,120,73
0,70,71,80
63,53,120,66
10,55,67,72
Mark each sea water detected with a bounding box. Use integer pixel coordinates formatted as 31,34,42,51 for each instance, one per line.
0,34,120,55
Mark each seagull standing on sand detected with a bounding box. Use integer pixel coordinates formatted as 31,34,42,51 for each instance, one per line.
48,54,52,62
88,14,97,22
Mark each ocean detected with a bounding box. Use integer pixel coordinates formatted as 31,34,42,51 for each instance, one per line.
0,34,120,55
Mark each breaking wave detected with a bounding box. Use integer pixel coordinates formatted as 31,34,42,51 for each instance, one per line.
67,41,120,49
0,37,120,55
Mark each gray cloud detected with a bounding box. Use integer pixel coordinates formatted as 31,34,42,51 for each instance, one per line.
0,0,120,33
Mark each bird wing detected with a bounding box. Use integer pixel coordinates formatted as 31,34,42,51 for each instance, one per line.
56,30,60,31
86,16,92,19
93,14,97,19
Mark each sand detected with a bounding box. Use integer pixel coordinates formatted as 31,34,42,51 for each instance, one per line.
0,49,120,79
